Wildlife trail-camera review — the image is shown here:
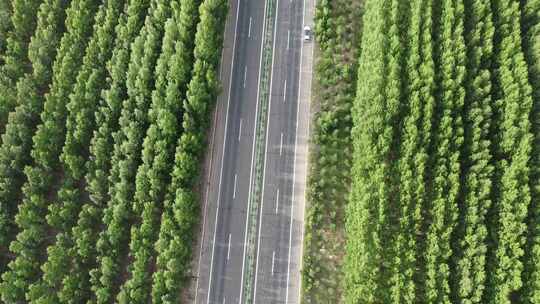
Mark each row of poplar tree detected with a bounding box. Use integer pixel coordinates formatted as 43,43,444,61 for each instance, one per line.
0,0,227,302
346,0,539,303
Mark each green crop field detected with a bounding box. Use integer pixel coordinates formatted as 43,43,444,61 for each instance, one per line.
0,0,227,302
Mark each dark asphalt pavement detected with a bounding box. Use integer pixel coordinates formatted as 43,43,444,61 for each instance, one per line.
194,0,308,301
252,0,304,302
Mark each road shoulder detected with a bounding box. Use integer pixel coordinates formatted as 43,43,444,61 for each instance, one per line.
186,0,240,300
286,0,315,301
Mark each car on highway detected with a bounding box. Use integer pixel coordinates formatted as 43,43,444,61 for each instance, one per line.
303,25,312,41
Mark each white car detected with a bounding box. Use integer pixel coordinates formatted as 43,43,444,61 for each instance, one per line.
303,26,312,41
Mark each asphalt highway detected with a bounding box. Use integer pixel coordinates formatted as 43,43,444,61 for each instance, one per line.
251,0,305,302
193,0,313,301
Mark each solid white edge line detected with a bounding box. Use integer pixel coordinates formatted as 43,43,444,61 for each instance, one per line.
205,0,241,302
196,13,228,304
252,0,280,300
285,0,307,301
239,0,270,302
196,180,212,303
296,32,314,304
196,6,230,304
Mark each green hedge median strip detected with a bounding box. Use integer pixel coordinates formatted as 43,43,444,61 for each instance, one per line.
242,0,277,302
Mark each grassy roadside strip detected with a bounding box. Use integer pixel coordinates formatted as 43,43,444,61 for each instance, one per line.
242,0,277,301
301,0,362,302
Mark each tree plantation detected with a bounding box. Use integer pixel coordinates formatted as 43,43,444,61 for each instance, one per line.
1,0,539,302
344,0,540,303
0,0,227,302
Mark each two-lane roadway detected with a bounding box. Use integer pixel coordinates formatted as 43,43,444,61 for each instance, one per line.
252,0,305,302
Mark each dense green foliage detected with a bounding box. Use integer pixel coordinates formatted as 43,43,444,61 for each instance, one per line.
0,1,12,64
345,0,540,302
0,0,100,301
0,0,69,276
75,0,151,302
90,1,171,302
521,1,540,303
346,0,419,301
0,0,43,130
151,0,227,300
4,0,539,301
0,0,42,76
115,5,181,303
26,1,125,302
117,0,199,302
0,0,227,301
454,0,494,302
486,0,534,302
302,0,361,302
424,0,465,302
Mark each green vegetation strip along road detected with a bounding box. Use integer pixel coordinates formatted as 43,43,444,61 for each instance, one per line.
242,0,277,301
301,0,361,302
